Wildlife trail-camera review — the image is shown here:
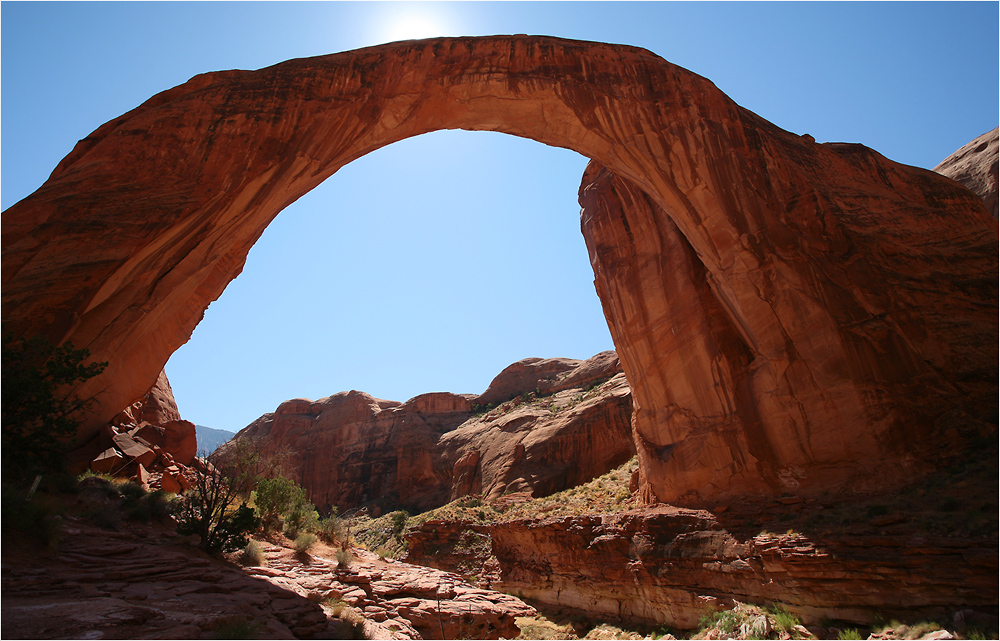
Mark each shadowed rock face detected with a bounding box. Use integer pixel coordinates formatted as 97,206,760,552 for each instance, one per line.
2,36,996,504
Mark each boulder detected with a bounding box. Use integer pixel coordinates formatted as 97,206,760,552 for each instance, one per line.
133,419,197,466
111,433,156,468
90,447,125,474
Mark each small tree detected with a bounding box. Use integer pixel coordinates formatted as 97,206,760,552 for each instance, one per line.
174,435,298,553
174,458,258,553
254,475,302,533
2,332,107,482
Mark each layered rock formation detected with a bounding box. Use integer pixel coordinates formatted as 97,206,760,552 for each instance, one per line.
2,36,996,505
247,543,535,640
234,352,634,514
491,507,997,630
934,127,998,219
1,504,535,640
581,143,997,503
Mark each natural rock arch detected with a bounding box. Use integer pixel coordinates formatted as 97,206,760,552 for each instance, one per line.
3,36,996,503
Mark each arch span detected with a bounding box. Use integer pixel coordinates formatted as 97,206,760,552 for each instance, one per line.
3,36,996,502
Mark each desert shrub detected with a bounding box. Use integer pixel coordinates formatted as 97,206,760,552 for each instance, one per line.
390,510,408,538
285,501,319,539
1,333,107,482
336,547,352,568
294,532,318,553
239,540,266,566
173,460,259,554
837,629,863,640
768,604,801,633
253,475,301,533
317,515,346,544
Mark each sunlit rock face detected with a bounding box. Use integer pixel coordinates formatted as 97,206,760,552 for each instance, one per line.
933,127,998,219
232,352,635,513
2,36,996,503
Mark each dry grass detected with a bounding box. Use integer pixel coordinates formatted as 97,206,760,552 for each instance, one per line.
499,456,639,521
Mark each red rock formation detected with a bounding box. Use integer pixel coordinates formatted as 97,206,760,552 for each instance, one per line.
581,154,997,504
934,128,998,219
235,352,635,513
491,507,998,630
2,36,995,504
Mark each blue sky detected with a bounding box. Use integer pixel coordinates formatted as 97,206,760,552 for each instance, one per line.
3,2,997,433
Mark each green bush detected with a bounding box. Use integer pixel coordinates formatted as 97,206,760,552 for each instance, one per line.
2,333,107,482
768,604,801,633
253,476,301,533
837,629,863,640
285,503,319,539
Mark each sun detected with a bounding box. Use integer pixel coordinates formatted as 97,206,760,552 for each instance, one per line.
383,13,451,42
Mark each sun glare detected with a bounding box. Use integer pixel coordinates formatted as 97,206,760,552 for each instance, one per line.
383,14,451,42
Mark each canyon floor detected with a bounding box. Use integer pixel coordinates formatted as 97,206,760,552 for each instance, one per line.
3,435,995,640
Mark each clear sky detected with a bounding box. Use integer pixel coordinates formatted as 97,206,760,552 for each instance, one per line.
3,2,997,433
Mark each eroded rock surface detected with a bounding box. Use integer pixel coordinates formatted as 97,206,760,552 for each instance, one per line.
490,507,998,631
934,127,998,218
1,519,343,639
580,153,997,504
249,542,534,640
233,352,635,513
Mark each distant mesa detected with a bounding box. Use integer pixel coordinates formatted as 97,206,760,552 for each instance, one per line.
230,351,635,514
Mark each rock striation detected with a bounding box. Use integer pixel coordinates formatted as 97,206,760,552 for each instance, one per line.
234,352,634,513
2,36,996,505
248,542,535,640
580,146,997,504
490,507,998,631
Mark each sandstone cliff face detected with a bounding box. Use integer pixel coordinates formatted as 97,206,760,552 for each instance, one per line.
234,352,635,513
2,36,995,505
934,128,998,219
581,151,997,504
491,507,997,630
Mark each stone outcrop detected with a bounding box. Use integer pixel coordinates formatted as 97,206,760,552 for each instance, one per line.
2,36,996,505
234,352,634,513
934,128,998,219
490,507,998,631
248,542,535,640
2,506,535,640
1,517,346,639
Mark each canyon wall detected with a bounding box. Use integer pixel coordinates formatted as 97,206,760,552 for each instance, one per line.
233,352,635,513
2,36,995,504
491,507,997,630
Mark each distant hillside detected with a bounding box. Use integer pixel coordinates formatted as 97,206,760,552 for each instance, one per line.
195,425,235,455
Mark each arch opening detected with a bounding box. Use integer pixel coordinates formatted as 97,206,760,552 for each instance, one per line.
164,129,615,432
3,36,995,504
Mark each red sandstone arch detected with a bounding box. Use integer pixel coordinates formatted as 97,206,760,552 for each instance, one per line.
3,36,996,503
